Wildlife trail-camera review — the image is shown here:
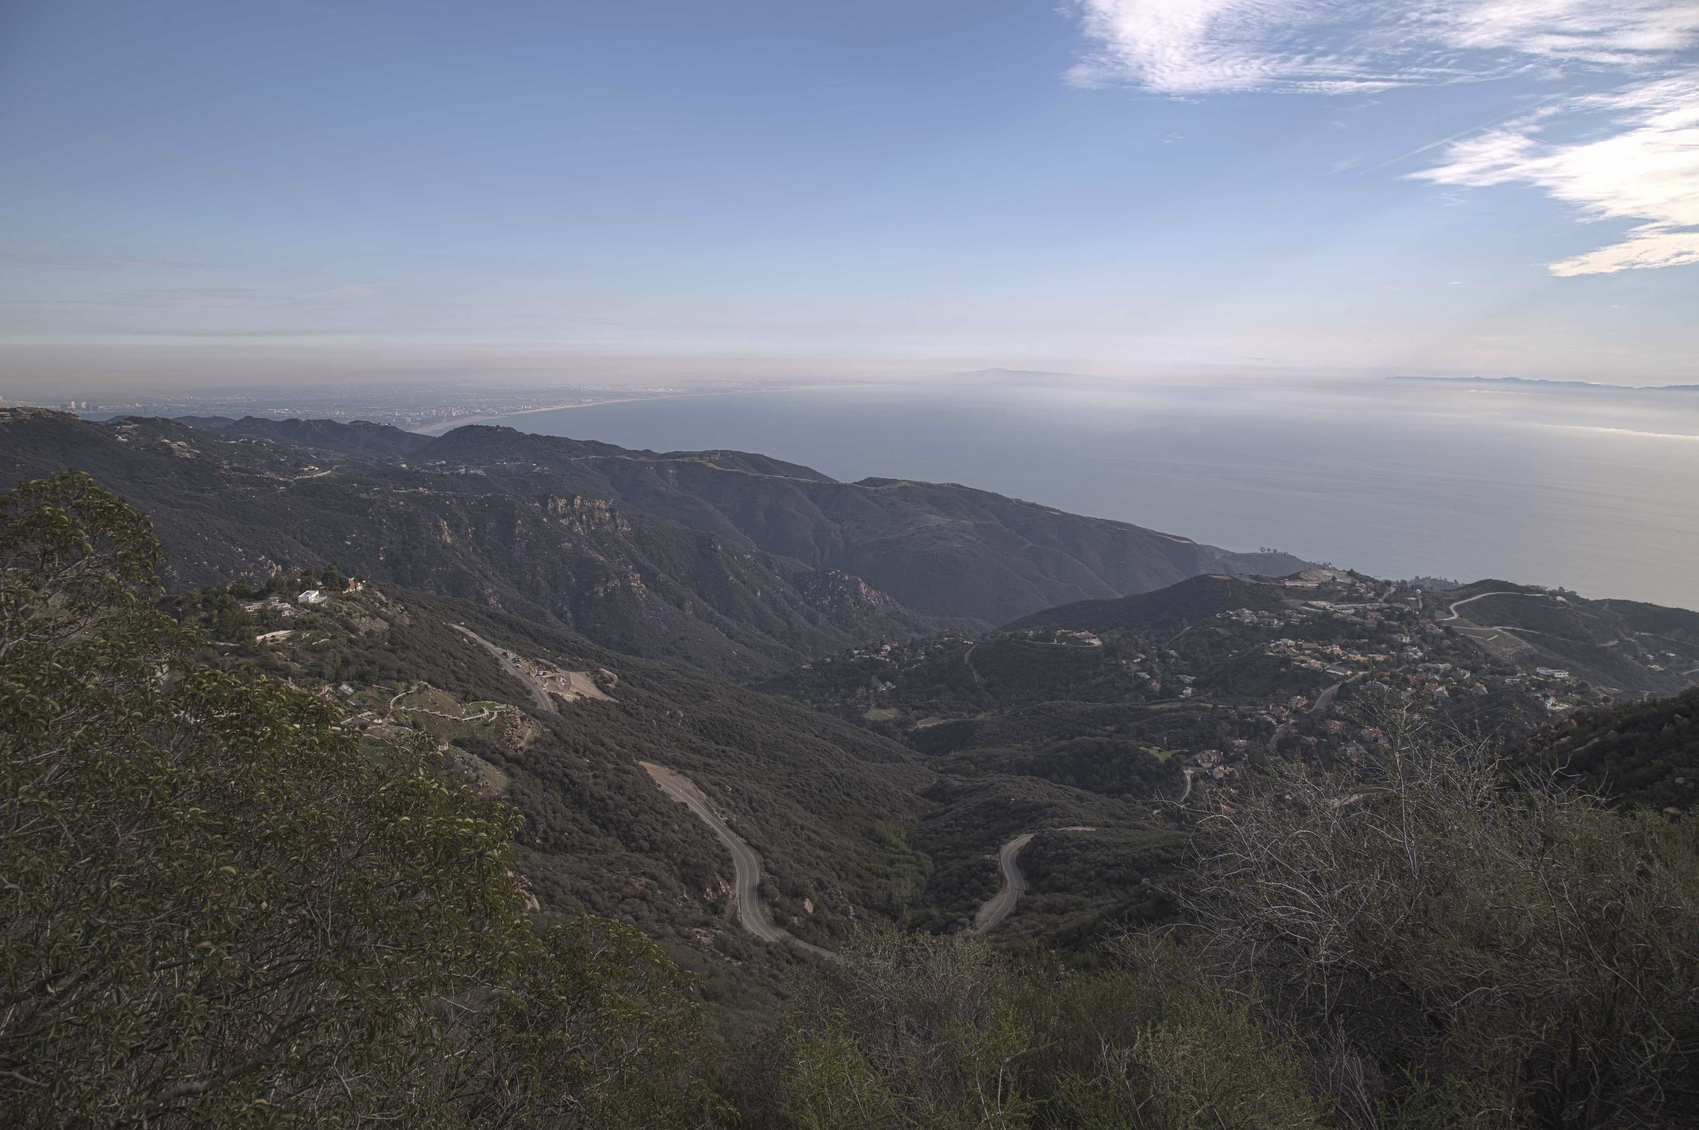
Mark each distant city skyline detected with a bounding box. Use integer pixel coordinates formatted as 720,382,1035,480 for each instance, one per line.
3,0,1695,389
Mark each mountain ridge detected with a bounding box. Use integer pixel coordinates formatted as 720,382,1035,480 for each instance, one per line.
3,408,1316,674
0,409,929,677
172,414,438,457
410,423,1314,625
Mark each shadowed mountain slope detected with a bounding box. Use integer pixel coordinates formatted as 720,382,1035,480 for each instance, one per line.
415,425,1312,625
0,409,926,677
1001,574,1293,633
137,411,1313,632
1595,598,1699,647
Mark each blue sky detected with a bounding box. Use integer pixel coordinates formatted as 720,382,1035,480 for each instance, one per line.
2,0,1695,388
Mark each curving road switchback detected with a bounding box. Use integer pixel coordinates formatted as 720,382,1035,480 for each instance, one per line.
639,762,837,962
973,833,1034,933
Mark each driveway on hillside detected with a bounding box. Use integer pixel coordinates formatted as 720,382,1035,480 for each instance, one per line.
1436,592,1554,656
1439,591,1539,622
453,625,556,714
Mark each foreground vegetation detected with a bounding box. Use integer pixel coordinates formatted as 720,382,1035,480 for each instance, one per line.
1,474,717,1127
5,473,1697,1127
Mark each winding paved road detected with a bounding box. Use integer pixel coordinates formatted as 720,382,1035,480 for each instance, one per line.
973,833,1034,933
1440,591,1545,622
453,625,556,714
639,762,837,962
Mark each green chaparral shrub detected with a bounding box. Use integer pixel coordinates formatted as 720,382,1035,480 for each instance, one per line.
1,472,717,1128
763,929,1322,1130
773,932,1038,1129
1052,977,1326,1130
782,1030,902,1130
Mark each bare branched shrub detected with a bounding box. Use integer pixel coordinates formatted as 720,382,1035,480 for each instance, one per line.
1184,710,1699,1128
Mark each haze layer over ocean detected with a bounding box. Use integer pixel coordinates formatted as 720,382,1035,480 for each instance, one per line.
470,376,1699,611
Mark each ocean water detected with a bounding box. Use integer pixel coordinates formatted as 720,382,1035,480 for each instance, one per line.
471,376,1699,611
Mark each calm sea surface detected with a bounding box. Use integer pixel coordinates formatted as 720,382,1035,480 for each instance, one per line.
470,377,1699,611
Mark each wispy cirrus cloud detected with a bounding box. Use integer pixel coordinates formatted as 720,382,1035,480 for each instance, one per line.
1068,0,1699,275
1447,0,1699,61
1069,0,1421,94
1068,0,1696,94
1414,74,1699,274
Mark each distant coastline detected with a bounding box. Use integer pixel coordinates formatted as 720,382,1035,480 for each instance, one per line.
411,382,867,435
1389,375,1699,394
409,396,683,436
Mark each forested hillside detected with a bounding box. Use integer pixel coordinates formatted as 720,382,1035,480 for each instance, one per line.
175,413,438,456
167,568,1176,973
155,576,937,1016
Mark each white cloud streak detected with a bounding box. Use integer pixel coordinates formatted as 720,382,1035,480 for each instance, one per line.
1070,0,1699,274
1070,0,1698,93
1414,74,1699,273
1070,0,1413,94
1447,0,1699,60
